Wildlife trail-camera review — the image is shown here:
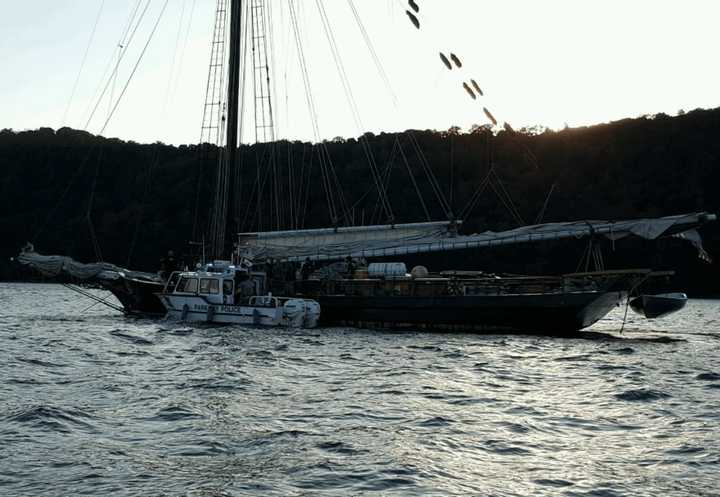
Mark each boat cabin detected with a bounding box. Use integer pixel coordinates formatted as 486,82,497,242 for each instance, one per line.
164,260,267,306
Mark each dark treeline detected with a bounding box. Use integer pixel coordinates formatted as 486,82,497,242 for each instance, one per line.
2,108,719,294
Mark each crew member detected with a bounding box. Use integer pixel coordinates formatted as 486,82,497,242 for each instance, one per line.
159,250,178,280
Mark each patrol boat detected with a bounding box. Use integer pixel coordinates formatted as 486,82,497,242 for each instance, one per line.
157,260,320,328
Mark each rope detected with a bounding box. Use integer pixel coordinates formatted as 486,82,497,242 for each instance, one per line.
397,138,431,221
173,0,198,98
97,0,171,136
370,140,399,225
619,294,630,335
86,148,104,262
459,170,492,222
127,146,160,266
407,132,452,220
162,0,188,114
63,284,124,314
346,0,398,105
61,0,107,127
287,0,345,225
534,182,556,224
80,0,143,127
315,0,394,223
490,168,525,226
84,0,152,131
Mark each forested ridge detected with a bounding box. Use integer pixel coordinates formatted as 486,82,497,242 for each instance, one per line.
2,107,719,294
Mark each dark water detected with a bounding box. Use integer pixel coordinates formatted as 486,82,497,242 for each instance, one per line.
1,283,719,496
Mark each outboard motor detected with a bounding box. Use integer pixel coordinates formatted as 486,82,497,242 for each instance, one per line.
303,300,321,328
283,299,306,327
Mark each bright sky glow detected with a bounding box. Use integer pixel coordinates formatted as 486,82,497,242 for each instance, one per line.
1,0,719,145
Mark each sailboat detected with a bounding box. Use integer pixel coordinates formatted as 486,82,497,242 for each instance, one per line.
18,0,716,332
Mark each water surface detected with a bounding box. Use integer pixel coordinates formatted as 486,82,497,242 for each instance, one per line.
1,283,719,496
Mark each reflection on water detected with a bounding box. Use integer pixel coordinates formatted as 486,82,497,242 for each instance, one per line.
1,283,719,496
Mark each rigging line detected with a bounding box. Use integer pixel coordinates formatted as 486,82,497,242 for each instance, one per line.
409,129,450,218
98,0,171,136
79,0,143,127
33,144,97,242
198,0,228,144
287,142,295,230
127,146,160,266
534,182,557,225
460,176,491,222
370,139,399,225
61,0,106,127
490,169,525,226
315,0,393,223
459,169,492,222
449,132,454,211
256,148,277,231
489,170,525,227
265,0,280,139
294,144,309,229
325,145,351,223
86,147,104,262
84,0,153,132
397,137,431,221
407,132,452,218
162,0,188,114
195,0,228,241
287,0,340,224
344,138,397,217
408,134,447,212
172,0,198,99
245,144,272,231
239,171,260,233
300,153,315,229
119,0,145,46
488,179,523,228
316,147,338,226
315,1,373,160
346,0,398,106
62,284,125,314
288,1,322,142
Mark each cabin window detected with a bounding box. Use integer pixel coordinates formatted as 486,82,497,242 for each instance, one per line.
200,278,219,294
223,280,233,296
177,277,198,293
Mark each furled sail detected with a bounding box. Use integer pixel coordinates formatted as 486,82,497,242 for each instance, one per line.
16,244,162,283
238,213,715,262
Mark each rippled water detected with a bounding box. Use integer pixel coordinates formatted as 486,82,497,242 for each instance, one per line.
1,283,719,496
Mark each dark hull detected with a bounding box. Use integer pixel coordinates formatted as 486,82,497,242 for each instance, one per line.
317,291,624,333
100,276,166,316
629,294,687,319
97,269,639,333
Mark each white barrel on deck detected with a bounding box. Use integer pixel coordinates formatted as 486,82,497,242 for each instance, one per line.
368,262,407,278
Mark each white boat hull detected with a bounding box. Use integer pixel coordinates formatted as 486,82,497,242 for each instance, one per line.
159,294,320,328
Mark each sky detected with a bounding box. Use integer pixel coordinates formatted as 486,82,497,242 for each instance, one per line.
1,0,719,145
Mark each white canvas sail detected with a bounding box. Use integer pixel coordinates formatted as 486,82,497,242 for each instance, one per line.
238,212,715,262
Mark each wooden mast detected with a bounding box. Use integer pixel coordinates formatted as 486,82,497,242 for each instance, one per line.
223,0,242,257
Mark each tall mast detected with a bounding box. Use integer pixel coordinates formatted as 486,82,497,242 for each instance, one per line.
223,0,242,256
225,0,242,176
